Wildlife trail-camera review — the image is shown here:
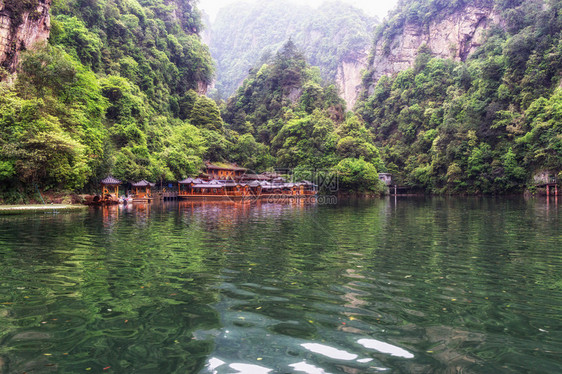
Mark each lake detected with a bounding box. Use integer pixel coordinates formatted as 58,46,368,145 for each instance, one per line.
0,198,561,373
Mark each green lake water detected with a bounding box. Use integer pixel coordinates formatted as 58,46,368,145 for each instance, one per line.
0,198,561,373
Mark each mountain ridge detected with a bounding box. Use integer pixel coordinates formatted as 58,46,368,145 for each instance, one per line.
206,0,376,107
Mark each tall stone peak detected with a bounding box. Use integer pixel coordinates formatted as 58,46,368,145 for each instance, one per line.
336,49,369,109
0,0,52,75
365,4,501,95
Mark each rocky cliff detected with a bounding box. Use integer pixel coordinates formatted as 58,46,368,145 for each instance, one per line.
0,0,51,75
366,5,500,94
336,50,368,109
165,0,200,33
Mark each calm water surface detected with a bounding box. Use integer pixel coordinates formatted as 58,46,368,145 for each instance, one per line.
0,198,561,373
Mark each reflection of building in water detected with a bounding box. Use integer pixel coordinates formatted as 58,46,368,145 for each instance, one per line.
176,200,316,237
100,203,152,228
178,200,252,232
101,204,120,231
132,203,151,227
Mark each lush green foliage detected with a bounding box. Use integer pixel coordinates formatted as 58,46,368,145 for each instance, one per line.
0,0,222,201
11,0,562,198
208,0,376,98
223,41,385,192
51,0,214,111
357,0,562,193
0,46,105,192
223,41,345,137
0,2,384,202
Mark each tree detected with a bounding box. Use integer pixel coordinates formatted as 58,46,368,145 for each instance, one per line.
190,96,224,131
335,158,384,193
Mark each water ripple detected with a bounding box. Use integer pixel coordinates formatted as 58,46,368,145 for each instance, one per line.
0,199,561,373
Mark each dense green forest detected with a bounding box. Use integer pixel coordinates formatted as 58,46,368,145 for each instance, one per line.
0,0,385,202
221,41,386,193
207,0,376,98
356,0,562,193
2,0,562,202
0,0,222,201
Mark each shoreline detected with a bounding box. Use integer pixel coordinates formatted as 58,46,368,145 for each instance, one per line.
0,204,88,215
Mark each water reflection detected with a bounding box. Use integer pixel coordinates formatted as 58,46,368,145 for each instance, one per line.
0,198,561,373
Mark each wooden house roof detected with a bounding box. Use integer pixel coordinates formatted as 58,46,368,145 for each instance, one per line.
300,180,318,186
205,162,247,171
240,173,269,181
178,178,203,185
222,181,247,187
131,180,154,187
101,176,121,185
192,183,224,189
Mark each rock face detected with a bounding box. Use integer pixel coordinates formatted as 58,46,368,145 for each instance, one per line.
368,5,500,90
165,0,199,33
0,0,51,74
336,50,368,109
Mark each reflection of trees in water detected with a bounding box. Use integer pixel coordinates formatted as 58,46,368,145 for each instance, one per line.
0,207,224,372
1,199,561,372
337,197,562,373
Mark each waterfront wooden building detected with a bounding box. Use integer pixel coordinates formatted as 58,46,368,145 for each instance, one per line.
178,178,203,197
174,162,318,201
100,176,121,202
205,163,247,180
176,177,316,201
533,171,559,196
240,173,270,182
131,180,155,202
178,179,250,200
222,180,249,196
246,181,317,197
300,180,318,195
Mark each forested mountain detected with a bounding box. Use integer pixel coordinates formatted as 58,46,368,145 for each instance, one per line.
0,0,385,202
0,0,219,199
207,0,376,106
220,40,386,193
356,0,562,193
2,0,562,201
